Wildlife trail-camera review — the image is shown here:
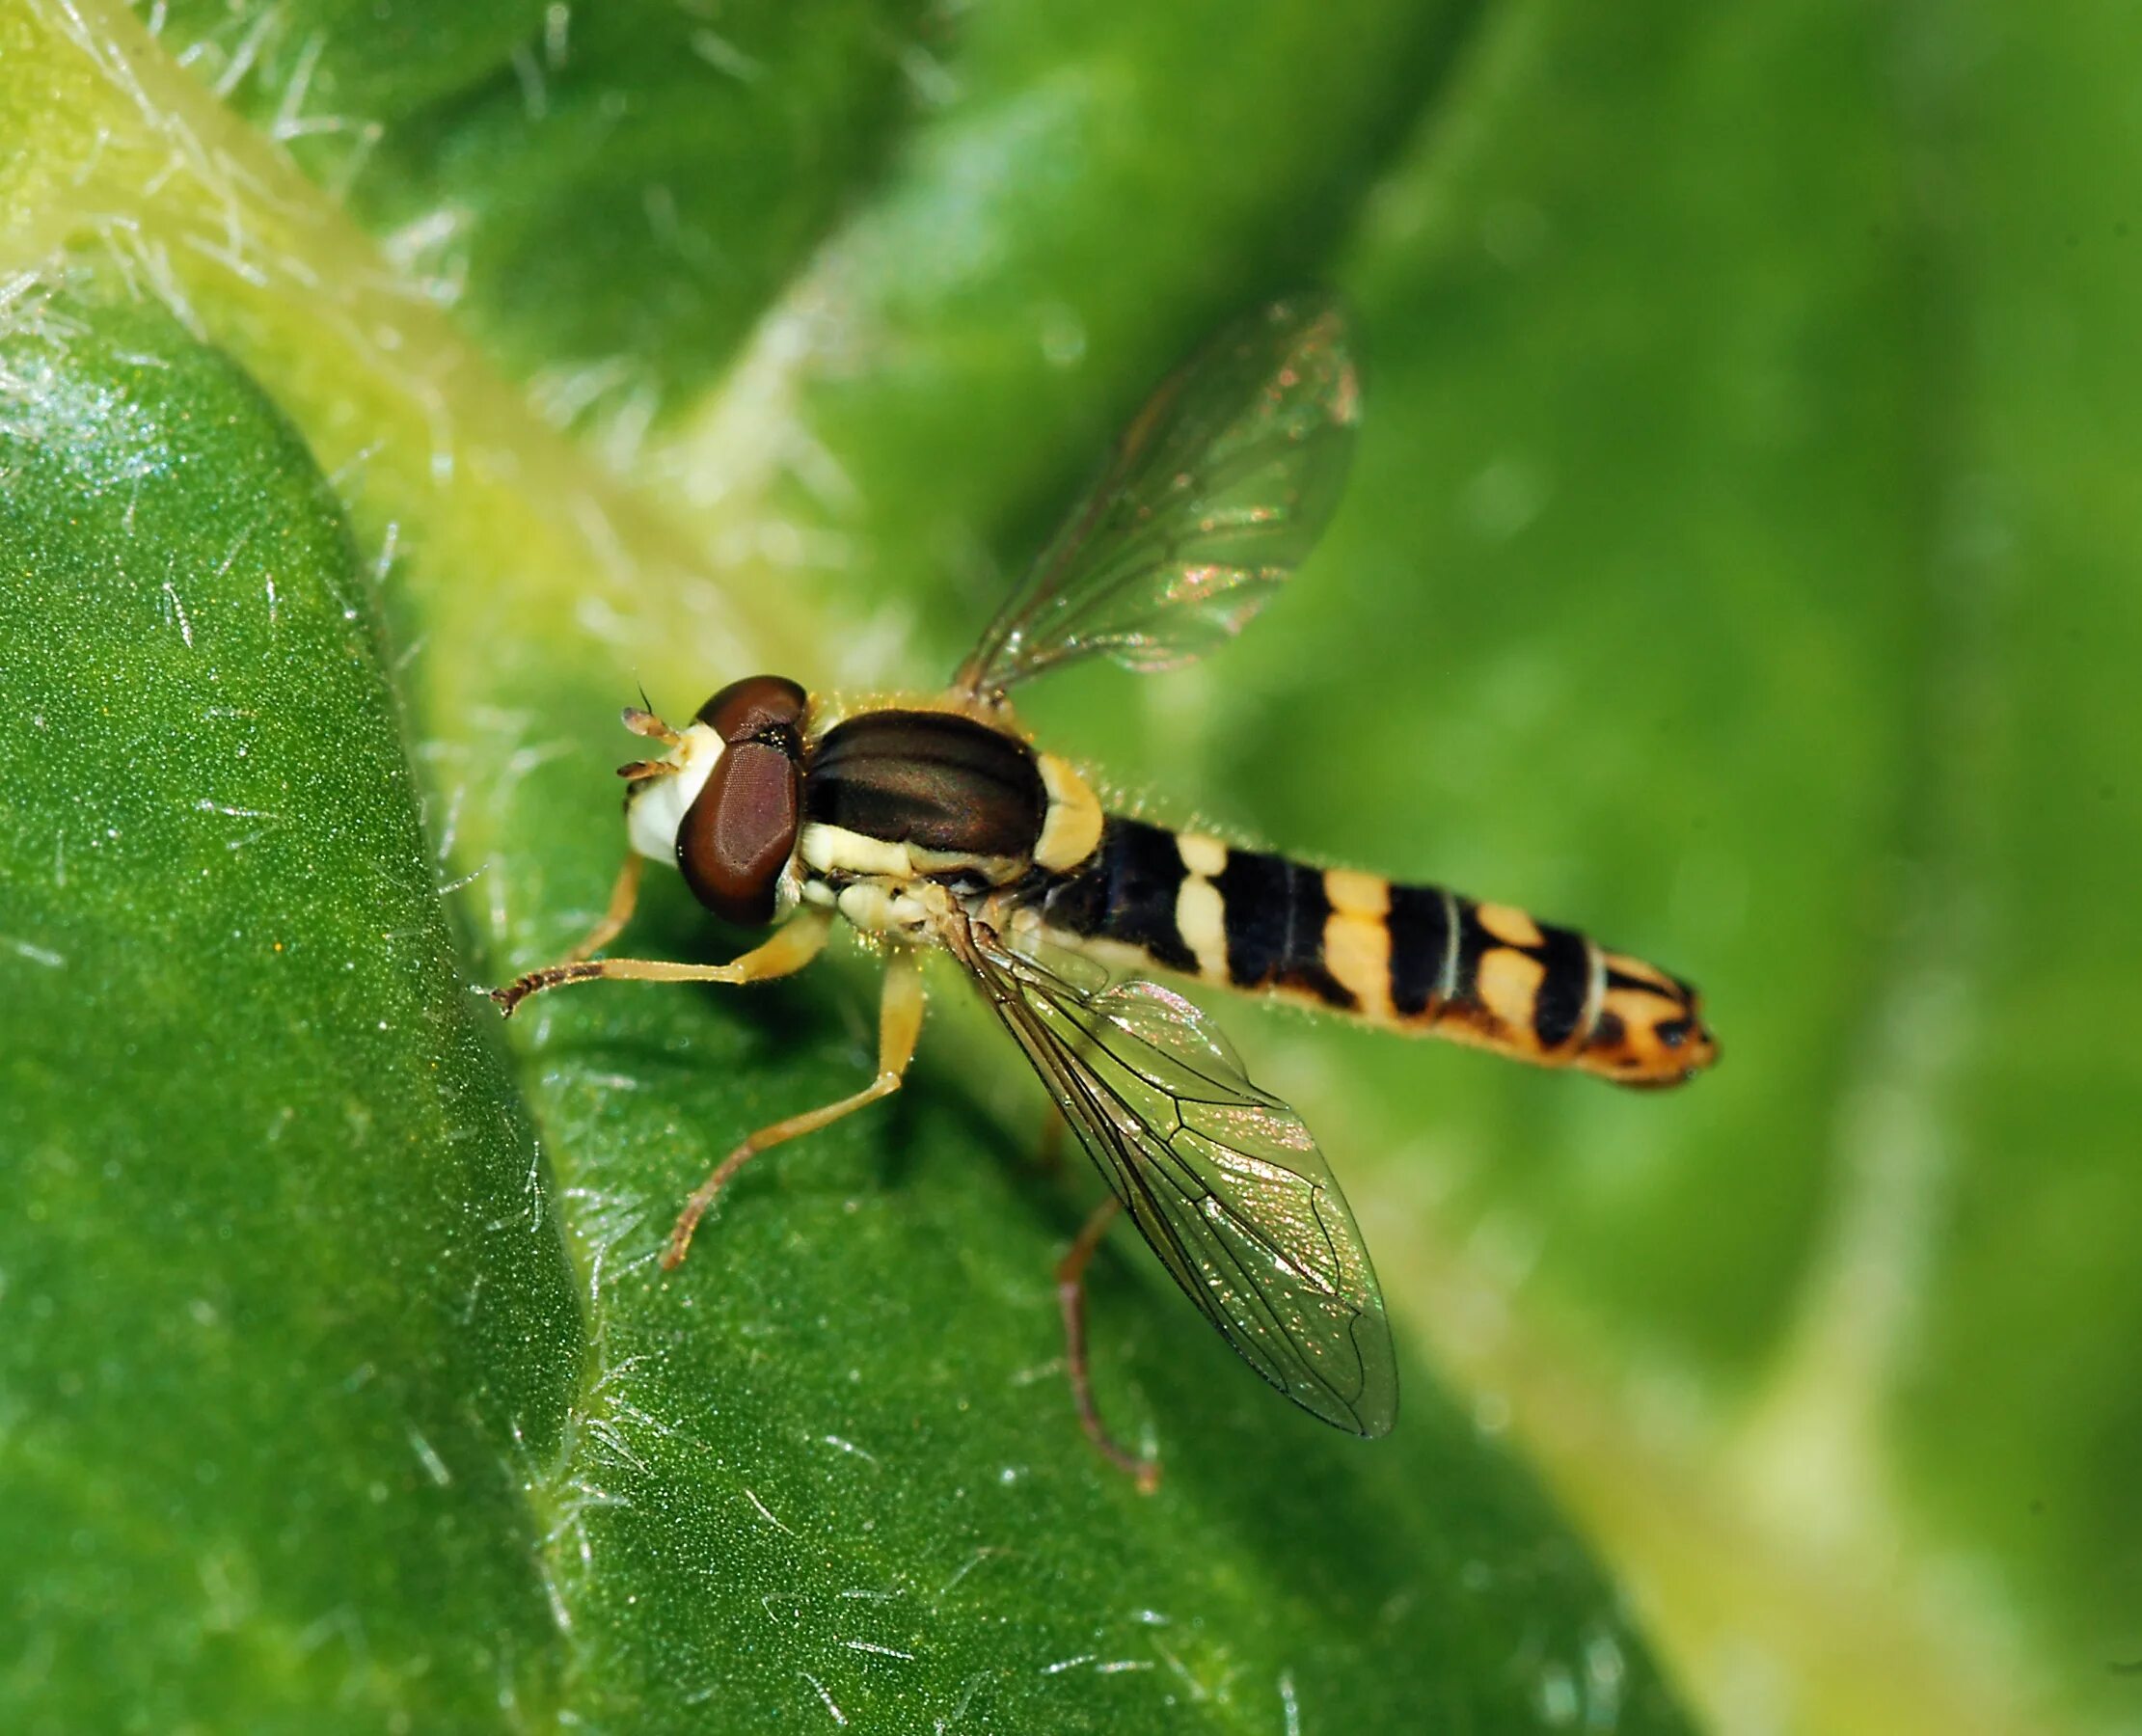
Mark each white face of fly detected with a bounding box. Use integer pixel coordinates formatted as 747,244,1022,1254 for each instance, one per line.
625,721,724,864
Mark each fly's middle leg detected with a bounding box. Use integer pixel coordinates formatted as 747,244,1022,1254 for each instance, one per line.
661,945,927,1269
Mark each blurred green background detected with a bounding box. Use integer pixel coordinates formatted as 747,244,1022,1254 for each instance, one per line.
2,0,2135,1731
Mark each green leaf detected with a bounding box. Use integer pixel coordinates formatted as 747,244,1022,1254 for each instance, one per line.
15,0,2132,1731
1,5,1689,1733
0,286,1673,1736
0,299,578,1726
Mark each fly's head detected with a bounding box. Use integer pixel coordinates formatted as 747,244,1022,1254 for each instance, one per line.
622,674,809,927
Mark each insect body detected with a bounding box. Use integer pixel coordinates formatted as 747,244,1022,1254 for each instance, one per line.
496,297,1717,1484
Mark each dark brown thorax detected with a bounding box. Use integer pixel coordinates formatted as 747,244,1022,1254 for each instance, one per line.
804,710,1045,863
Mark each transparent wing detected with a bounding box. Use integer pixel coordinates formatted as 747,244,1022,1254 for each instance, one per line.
953,294,1361,698
952,921,1396,1436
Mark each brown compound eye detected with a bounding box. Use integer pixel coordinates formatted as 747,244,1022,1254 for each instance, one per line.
677,674,809,925
677,737,800,927
696,674,806,750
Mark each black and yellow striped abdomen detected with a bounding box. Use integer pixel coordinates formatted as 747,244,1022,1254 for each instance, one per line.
1035,816,1717,1087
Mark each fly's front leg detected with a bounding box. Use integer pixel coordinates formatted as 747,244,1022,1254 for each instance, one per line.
567,853,644,963
490,852,648,1013
1056,1196,1160,1494
492,903,832,1016
661,945,927,1270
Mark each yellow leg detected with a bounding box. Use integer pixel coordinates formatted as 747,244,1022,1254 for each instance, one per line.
1056,1196,1159,1494
565,854,644,963
662,946,927,1269
491,906,834,1016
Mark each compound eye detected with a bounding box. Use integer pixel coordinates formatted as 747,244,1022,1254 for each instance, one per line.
676,738,800,926
696,674,806,748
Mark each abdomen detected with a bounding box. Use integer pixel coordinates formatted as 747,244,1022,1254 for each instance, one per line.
1033,816,1718,1087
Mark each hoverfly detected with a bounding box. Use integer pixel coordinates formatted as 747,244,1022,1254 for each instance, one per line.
495,296,1718,1488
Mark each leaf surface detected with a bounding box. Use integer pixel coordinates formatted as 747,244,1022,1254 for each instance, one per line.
0,4,1692,1732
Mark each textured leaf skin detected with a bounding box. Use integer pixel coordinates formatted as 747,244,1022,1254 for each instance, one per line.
0,296,1683,1729
0,303,579,1729
16,0,2142,1731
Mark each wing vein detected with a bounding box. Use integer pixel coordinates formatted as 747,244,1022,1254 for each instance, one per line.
954,296,1360,697
949,917,1396,1436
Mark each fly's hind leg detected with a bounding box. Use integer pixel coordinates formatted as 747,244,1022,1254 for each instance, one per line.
1033,1111,1068,1175
1056,1195,1160,1494
662,946,927,1270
